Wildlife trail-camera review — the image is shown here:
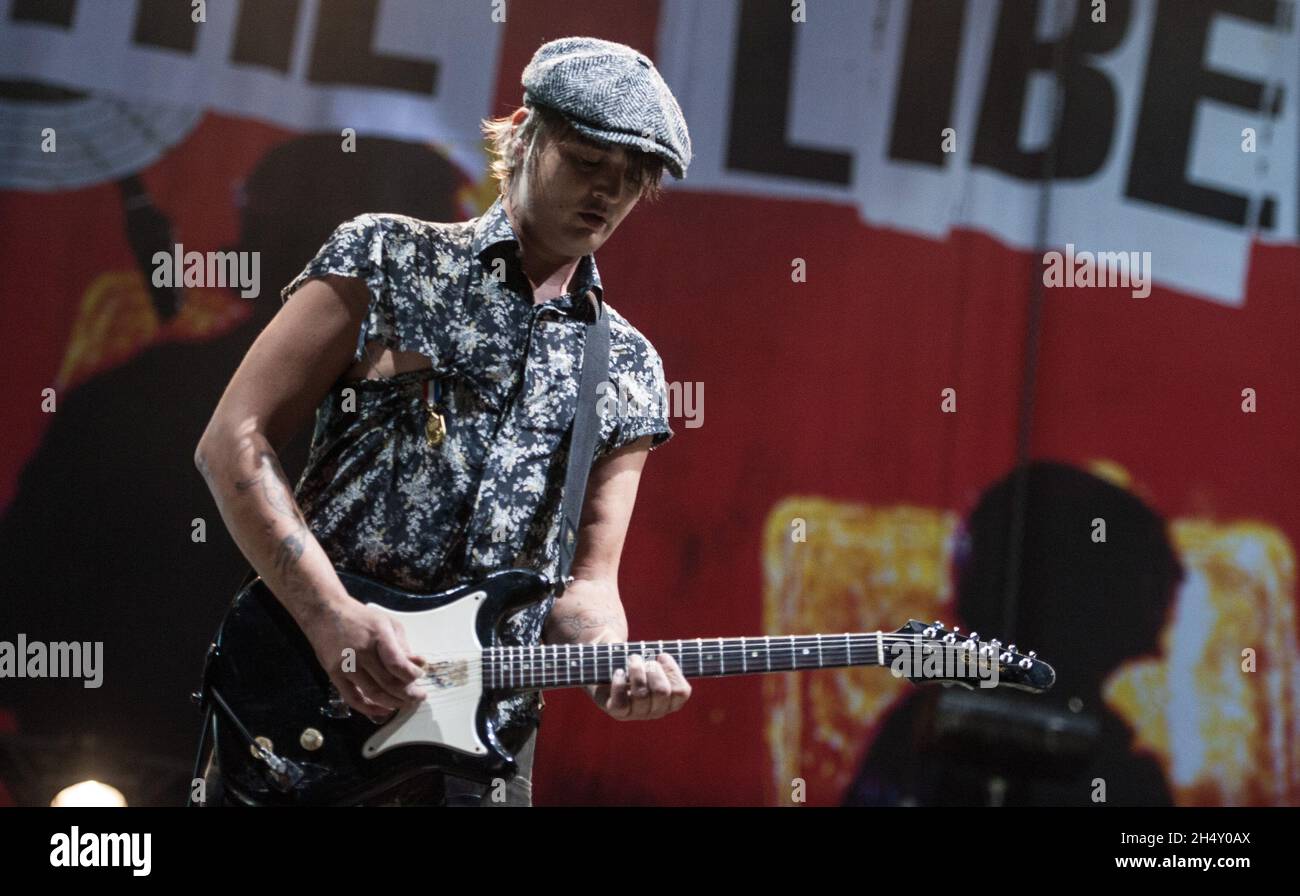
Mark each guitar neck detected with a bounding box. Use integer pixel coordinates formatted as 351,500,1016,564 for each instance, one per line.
485,634,903,693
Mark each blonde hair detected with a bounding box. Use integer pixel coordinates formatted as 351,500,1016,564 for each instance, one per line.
480,104,665,203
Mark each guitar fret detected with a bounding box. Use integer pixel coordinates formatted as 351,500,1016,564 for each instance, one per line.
483,632,975,686
479,632,923,683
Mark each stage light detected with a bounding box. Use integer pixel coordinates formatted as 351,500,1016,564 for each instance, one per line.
50,780,127,807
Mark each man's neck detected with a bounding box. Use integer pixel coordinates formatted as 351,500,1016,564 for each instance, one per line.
527,262,580,305
504,194,582,304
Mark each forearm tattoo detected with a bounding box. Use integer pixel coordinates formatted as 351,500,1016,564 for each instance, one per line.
235,446,312,581
550,611,624,644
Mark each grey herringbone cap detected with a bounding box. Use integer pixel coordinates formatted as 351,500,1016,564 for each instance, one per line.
521,36,692,179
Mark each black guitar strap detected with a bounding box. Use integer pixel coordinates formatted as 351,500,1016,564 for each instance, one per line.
555,290,611,590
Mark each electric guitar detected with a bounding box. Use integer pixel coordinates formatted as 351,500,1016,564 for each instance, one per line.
198,567,1056,806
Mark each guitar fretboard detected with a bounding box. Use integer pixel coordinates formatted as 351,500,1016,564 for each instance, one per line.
483,634,907,692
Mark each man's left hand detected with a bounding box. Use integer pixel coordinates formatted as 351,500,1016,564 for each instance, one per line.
588,651,691,720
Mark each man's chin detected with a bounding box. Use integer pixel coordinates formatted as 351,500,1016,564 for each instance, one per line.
561,232,605,255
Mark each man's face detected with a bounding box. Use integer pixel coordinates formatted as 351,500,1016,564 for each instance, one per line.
511,121,645,260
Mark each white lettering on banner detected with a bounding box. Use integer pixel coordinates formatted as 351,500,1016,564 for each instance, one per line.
0,0,502,179
657,0,1298,307
2,0,1296,307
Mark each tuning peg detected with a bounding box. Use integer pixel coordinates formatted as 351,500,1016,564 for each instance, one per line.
1018,657,1033,670
969,631,979,641
990,639,1002,649
933,620,944,628
952,626,961,634
1028,651,1037,658
1007,644,1017,654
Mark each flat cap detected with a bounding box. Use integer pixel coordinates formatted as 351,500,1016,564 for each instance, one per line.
521,36,692,179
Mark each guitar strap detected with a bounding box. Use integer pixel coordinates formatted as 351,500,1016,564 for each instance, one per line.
554,289,611,590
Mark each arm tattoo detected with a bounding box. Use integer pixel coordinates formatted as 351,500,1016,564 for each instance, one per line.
235,446,312,579
272,529,308,578
235,448,302,520
550,611,623,644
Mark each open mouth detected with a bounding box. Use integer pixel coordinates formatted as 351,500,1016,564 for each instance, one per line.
578,210,607,228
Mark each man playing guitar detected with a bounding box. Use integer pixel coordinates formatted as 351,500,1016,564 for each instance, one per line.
194,37,695,806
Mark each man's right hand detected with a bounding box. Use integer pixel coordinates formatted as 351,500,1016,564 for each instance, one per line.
302,599,428,723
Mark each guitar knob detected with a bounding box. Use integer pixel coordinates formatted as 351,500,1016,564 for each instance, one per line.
300,728,324,751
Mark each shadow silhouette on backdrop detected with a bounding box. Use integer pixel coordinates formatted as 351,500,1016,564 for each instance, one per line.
843,461,1185,806
0,134,465,804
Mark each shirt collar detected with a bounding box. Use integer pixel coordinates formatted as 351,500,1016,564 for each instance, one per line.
471,194,606,318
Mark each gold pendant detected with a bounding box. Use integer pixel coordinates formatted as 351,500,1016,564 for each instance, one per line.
425,408,446,448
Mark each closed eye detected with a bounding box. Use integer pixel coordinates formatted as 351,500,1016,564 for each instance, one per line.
568,146,604,168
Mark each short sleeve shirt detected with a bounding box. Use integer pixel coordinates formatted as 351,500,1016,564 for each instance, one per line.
280,195,674,737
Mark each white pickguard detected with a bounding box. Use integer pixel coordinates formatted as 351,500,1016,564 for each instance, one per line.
361,590,489,759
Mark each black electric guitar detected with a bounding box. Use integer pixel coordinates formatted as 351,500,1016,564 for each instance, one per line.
198,567,1056,806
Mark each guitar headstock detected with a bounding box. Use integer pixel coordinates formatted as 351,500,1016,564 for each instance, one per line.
887,620,1056,694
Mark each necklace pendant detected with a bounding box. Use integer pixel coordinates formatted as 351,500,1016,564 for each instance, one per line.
425,408,446,448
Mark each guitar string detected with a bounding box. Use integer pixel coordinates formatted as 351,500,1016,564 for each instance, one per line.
342,635,1027,713
403,635,1022,689
409,635,1017,667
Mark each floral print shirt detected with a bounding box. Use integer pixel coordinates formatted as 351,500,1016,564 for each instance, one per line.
280,194,674,737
